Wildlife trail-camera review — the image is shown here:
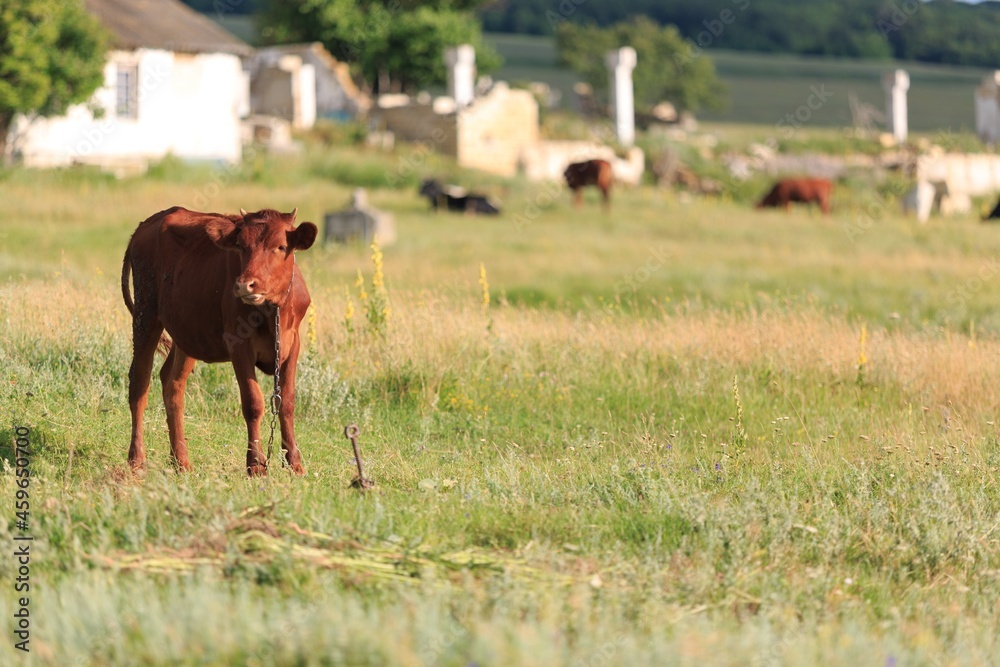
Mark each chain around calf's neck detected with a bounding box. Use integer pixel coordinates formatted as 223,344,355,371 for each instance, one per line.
266,257,295,465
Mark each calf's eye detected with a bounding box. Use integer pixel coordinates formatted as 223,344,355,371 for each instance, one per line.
277,245,287,253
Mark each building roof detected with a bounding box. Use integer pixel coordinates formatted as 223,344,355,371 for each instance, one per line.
84,0,253,57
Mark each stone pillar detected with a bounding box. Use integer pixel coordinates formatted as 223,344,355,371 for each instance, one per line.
444,45,476,108
882,69,909,144
606,47,637,147
975,71,1000,144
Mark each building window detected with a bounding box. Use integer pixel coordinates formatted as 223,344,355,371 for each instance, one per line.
116,64,138,119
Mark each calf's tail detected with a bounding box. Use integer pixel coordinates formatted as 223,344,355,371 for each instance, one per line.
120,246,172,357
121,248,134,314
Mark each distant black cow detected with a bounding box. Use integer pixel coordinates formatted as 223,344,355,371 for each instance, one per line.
418,179,500,215
984,196,1000,221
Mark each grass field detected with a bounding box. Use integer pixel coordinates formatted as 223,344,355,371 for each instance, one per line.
3,142,1000,665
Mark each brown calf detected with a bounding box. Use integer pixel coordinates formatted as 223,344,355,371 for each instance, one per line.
564,159,613,208
757,178,833,215
121,207,317,476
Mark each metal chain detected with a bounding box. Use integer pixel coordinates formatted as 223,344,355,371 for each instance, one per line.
266,303,282,464
266,258,295,466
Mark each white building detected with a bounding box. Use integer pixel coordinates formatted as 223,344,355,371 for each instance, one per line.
7,0,252,169
247,43,370,129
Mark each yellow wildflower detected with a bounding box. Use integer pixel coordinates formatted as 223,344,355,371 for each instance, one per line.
858,325,868,368
356,269,367,301
479,263,490,316
371,235,384,291
306,303,318,351
344,285,355,334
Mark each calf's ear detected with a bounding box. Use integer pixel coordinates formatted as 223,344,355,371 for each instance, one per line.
287,222,318,251
205,218,239,250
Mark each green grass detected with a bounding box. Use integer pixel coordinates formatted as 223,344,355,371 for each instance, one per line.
2,145,1000,665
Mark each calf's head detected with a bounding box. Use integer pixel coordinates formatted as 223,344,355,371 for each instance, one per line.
206,208,317,305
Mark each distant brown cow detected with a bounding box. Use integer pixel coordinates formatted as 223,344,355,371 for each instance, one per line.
757,178,833,214
564,159,613,208
121,207,317,476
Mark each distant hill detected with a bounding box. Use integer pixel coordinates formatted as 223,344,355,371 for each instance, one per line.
485,33,987,133
480,0,1000,68
188,1,1000,68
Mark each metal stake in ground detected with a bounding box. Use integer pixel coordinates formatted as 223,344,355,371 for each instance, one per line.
344,424,374,490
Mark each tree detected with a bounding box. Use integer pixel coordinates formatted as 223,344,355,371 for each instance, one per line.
261,0,502,94
556,17,727,114
484,0,1000,68
0,0,107,158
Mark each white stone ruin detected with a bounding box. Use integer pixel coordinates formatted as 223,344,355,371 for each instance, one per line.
882,69,909,144
606,47,637,147
249,53,317,130
975,71,1000,144
444,44,476,108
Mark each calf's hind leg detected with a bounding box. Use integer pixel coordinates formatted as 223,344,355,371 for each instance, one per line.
276,338,305,475
127,313,164,472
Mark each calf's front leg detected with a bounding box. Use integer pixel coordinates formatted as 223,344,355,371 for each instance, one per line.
232,354,268,477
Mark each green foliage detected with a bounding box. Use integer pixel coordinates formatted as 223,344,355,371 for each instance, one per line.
555,17,726,113
0,0,107,152
260,0,502,93
305,119,369,146
483,0,1000,68
144,154,225,183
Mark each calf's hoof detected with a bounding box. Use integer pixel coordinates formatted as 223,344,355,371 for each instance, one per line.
247,463,268,477
285,450,305,476
172,457,193,472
